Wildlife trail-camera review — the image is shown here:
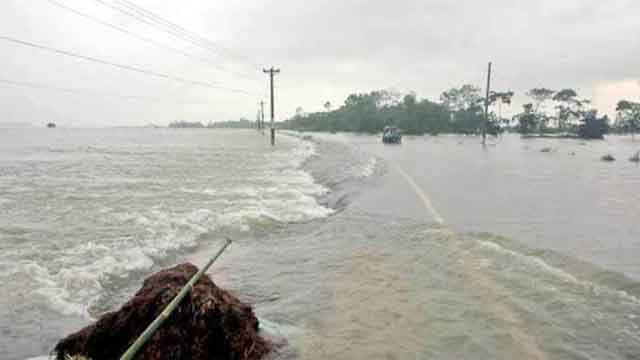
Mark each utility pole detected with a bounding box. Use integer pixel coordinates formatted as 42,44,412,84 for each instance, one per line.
483,61,492,145
259,100,265,134
263,67,280,146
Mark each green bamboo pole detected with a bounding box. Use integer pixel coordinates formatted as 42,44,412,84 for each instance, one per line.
119,238,232,360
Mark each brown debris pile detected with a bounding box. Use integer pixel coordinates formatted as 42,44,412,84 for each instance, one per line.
54,263,270,360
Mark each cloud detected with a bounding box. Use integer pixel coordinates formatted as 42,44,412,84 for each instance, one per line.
0,0,638,125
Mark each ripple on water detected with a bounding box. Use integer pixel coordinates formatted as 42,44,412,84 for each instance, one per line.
0,130,335,360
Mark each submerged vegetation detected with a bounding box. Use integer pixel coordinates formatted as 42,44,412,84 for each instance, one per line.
283,86,636,140
514,88,610,139
601,154,616,162
614,100,640,140
54,263,270,360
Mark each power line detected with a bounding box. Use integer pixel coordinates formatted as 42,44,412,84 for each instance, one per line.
90,0,262,71
46,0,261,83
46,0,252,81
93,0,261,72
114,0,263,69
0,35,261,96
0,77,217,104
114,0,233,57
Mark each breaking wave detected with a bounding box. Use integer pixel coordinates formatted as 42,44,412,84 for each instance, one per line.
0,130,333,319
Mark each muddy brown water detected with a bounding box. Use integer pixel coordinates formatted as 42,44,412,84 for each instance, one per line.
2,129,639,359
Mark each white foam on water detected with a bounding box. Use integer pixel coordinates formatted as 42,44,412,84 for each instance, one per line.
258,317,306,345
477,239,640,304
359,156,378,178
15,207,276,318
13,242,158,319
478,239,579,283
17,261,92,318
5,131,334,320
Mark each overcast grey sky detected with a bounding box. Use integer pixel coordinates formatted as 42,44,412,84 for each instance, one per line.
0,0,638,126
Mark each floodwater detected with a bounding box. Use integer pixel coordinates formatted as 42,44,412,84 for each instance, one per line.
336,133,640,280
0,128,329,359
1,129,639,359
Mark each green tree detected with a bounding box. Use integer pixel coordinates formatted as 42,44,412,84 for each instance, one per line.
416,98,450,134
616,100,640,140
517,103,538,134
526,88,555,133
283,90,451,135
488,91,514,106
577,110,609,139
527,88,555,112
440,84,482,112
552,89,588,131
439,85,485,135
401,92,419,133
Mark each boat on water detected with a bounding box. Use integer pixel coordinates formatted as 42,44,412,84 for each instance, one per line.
382,126,401,144
46,122,56,128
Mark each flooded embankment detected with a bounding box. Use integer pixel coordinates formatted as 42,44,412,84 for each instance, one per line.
192,133,640,359
2,129,639,359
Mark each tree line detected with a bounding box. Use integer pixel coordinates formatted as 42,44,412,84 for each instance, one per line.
281,86,639,140
168,118,253,129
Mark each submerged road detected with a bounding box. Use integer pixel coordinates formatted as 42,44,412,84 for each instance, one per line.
393,164,547,359
336,133,640,279
295,134,552,358
188,132,640,359
7,130,639,360
354,153,547,358
394,165,445,225
299,133,640,359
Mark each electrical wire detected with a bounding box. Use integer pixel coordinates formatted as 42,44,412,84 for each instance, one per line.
0,77,216,104
0,35,262,96
46,0,261,82
114,0,263,69
90,0,263,71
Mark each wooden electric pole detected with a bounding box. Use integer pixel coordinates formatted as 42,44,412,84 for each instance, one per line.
483,61,492,145
259,100,265,134
263,67,280,146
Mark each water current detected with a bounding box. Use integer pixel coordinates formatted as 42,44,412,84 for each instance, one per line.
1,128,639,359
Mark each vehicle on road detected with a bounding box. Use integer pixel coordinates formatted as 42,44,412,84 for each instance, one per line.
382,126,402,144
